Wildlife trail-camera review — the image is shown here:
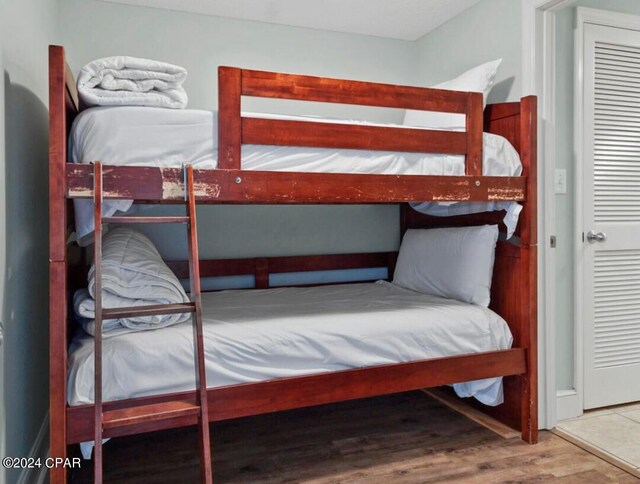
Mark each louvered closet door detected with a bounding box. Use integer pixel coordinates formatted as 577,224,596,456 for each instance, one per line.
583,23,640,409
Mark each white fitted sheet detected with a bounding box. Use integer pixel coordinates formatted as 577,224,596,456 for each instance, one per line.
68,281,513,408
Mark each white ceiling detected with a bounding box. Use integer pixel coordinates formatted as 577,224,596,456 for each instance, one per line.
101,0,482,41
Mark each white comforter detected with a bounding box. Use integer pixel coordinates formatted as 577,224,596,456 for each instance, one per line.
77,56,188,109
74,228,191,335
68,280,513,408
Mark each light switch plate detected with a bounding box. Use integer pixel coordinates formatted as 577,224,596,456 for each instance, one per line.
555,169,567,194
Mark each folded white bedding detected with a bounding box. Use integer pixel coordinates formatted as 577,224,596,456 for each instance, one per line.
77,57,188,109
68,280,513,408
74,228,191,334
69,107,523,241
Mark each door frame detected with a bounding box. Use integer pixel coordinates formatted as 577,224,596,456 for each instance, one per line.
522,0,579,429
574,7,640,417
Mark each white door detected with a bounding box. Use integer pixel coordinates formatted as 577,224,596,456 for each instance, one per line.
582,22,640,409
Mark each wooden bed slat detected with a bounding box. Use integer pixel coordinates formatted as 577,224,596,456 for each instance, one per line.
242,117,468,154
66,347,526,443
167,252,394,280
239,67,471,113
66,164,526,203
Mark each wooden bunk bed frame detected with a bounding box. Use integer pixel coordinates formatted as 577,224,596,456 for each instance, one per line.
49,45,537,483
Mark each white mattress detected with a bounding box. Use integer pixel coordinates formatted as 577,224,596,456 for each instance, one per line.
69,106,522,176
68,281,513,408
70,107,523,240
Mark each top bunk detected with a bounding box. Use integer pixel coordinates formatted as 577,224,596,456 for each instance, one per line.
50,45,536,205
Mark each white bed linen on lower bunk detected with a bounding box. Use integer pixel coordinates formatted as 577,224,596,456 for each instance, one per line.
68,280,513,412
69,107,523,240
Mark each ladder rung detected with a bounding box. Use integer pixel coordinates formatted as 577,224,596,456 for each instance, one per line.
102,302,196,320
103,401,200,430
103,216,190,224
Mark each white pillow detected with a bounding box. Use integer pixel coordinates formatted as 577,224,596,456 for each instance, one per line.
393,225,499,307
403,59,502,131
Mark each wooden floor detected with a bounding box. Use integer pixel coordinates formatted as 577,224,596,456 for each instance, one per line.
70,391,637,483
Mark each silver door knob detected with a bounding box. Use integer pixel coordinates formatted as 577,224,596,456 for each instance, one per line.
587,231,607,243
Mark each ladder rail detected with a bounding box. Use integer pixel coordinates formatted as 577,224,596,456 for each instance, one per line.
91,162,212,483
93,162,104,484
186,165,213,482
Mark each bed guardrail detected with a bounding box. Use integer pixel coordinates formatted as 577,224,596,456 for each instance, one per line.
218,67,484,175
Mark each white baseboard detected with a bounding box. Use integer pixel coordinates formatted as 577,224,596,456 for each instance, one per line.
557,389,581,422
17,412,49,484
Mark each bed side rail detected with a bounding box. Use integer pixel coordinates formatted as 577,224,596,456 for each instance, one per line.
167,251,398,290
218,67,483,176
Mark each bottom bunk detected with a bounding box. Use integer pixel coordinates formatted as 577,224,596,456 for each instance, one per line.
64,216,536,447
69,280,512,408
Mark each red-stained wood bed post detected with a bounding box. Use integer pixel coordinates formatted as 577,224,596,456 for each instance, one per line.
218,67,241,170
49,45,79,484
519,95,538,443
49,44,67,484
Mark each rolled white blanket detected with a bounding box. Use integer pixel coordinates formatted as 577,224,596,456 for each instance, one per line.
74,227,191,336
77,56,188,109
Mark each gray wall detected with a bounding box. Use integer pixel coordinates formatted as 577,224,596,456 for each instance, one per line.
58,0,422,260
0,35,5,484
554,0,640,390
415,0,522,103
0,0,59,482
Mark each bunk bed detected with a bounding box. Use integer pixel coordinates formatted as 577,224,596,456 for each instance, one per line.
49,45,537,483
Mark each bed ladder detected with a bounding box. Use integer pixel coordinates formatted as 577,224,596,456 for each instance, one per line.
91,162,213,484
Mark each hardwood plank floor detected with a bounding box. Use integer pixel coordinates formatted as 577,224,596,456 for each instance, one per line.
70,391,637,483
